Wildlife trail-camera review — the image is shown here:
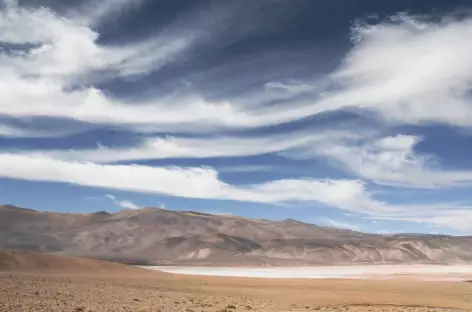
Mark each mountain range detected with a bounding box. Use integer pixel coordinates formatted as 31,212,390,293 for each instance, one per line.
1,204,472,266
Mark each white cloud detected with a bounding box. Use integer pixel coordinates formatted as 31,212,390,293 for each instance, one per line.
369,209,472,234
217,165,285,173
1,5,108,78
0,122,90,138
105,194,139,210
0,153,403,214
2,10,472,137
221,13,472,129
264,81,313,94
0,2,200,79
424,211,472,233
0,79,241,132
0,2,251,134
324,134,472,188
219,13,472,129
170,12,472,131
322,13,472,126
16,130,355,163
0,4,278,133
287,133,472,188
0,1,329,136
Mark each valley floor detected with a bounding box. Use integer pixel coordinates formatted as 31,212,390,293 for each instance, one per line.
1,269,472,312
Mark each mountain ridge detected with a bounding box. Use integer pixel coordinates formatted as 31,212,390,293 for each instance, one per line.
1,205,472,266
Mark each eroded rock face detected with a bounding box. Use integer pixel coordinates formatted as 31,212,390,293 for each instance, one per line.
1,205,472,265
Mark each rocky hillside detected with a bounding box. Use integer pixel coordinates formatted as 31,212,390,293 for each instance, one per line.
1,205,472,265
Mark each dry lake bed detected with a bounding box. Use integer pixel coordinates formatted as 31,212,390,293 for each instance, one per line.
140,264,472,281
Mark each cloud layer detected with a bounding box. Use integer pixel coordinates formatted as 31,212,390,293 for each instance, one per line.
1,1,472,233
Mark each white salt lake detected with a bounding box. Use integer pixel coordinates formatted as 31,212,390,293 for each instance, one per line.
139,265,472,281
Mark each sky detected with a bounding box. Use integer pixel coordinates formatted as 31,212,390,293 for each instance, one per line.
1,0,472,235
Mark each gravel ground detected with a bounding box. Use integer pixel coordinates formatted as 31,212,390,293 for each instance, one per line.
0,272,470,312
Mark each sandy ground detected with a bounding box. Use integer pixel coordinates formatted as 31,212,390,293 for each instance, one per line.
2,251,472,312
142,265,472,281
1,269,472,312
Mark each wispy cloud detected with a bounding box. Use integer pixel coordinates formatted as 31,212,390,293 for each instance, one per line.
105,194,139,210
14,130,356,163
2,9,472,135
325,13,472,126
264,81,313,94
0,1,318,136
368,210,472,234
287,133,472,188
78,0,149,26
0,2,249,135
0,153,373,207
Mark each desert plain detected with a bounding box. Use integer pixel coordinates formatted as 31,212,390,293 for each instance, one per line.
2,251,472,312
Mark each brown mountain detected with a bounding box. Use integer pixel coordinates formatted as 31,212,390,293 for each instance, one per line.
1,204,472,265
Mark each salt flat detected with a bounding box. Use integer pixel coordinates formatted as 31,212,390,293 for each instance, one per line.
140,265,472,281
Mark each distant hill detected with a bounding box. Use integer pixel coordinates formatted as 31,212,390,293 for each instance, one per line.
0,250,136,273
1,205,472,265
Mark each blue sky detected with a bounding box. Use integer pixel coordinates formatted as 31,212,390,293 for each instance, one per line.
1,0,472,235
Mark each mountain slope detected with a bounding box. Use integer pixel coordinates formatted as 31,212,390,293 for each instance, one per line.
1,205,472,265
0,250,141,273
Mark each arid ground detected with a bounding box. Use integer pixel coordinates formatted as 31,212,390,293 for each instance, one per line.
1,251,472,312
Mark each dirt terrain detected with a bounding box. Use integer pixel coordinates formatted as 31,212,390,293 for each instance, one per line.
0,250,131,273
2,205,472,266
1,251,472,312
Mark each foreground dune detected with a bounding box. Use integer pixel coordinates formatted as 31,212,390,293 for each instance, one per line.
1,251,472,311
